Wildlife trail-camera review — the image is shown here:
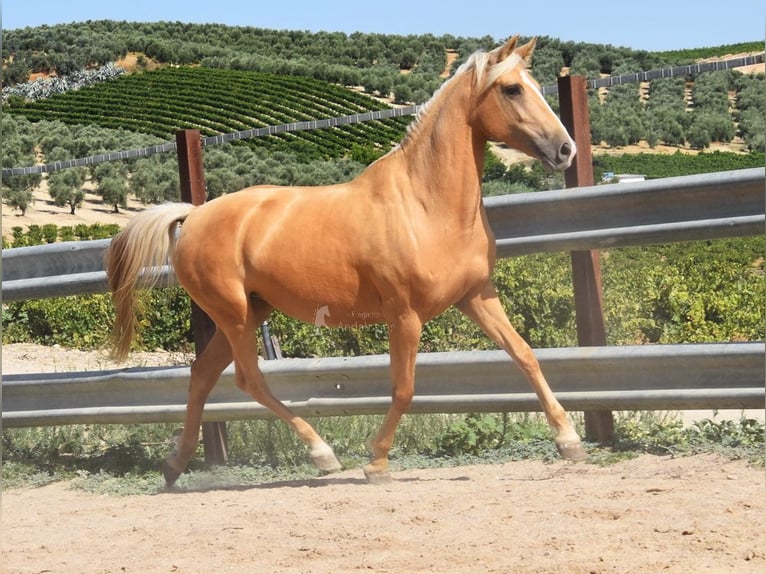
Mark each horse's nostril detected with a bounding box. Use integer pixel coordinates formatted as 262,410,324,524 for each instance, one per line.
560,142,572,158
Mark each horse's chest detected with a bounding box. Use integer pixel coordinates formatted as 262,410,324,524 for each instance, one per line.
404,232,493,308
418,251,488,289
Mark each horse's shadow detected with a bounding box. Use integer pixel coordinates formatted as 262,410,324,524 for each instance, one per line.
161,472,469,495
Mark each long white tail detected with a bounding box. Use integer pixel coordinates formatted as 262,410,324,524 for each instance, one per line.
104,202,196,362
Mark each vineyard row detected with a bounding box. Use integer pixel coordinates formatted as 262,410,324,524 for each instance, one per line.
8,67,411,159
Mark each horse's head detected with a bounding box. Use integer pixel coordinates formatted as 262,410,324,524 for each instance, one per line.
471,36,575,171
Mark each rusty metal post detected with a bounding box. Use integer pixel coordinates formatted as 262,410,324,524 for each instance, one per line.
557,76,615,444
176,129,229,466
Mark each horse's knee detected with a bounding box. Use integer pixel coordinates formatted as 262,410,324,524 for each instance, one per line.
190,356,215,382
510,345,541,374
392,387,414,413
234,369,270,403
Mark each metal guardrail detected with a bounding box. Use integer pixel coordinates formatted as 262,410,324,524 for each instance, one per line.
1,239,173,301
4,344,763,427
2,167,764,427
3,167,764,301
486,167,765,256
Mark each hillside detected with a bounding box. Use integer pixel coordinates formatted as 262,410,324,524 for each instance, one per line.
1,21,764,235
5,67,409,160
3,21,763,101
3,22,763,150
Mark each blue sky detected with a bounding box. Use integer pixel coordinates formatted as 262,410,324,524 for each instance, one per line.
2,0,764,51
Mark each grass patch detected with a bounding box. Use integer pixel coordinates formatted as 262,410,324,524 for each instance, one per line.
612,411,765,464
3,412,762,496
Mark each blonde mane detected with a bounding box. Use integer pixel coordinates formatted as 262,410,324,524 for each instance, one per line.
395,46,525,151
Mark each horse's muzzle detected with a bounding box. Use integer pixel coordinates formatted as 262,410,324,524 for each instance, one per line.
555,139,576,170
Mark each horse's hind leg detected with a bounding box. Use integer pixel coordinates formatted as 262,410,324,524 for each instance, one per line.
232,341,342,472
222,299,341,474
458,281,587,461
164,328,233,487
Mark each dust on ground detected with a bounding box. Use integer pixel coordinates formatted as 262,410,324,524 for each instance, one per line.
1,454,764,574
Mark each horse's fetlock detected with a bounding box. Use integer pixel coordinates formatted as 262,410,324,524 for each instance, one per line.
310,442,341,473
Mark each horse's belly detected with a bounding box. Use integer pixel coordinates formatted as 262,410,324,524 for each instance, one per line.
243,247,384,327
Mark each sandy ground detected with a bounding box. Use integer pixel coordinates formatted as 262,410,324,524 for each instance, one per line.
2,454,764,573
2,344,766,573
1,342,195,374
2,182,148,241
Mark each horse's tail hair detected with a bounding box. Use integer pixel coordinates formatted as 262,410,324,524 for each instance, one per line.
104,202,196,362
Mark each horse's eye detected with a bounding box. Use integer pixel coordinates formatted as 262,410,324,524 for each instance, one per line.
502,84,522,97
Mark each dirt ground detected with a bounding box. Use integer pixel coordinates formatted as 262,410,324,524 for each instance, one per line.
2,181,148,241
1,342,195,374
1,454,764,574
2,344,766,573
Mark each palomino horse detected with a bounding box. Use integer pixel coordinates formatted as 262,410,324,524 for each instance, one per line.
105,35,586,486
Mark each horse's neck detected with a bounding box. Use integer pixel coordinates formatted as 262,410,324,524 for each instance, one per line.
381,76,486,227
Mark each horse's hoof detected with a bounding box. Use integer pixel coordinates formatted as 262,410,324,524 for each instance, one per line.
557,441,588,462
363,464,393,485
163,460,183,488
310,445,342,473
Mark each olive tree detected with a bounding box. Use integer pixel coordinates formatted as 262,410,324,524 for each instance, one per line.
129,157,179,204
92,160,130,213
2,147,40,216
48,168,86,214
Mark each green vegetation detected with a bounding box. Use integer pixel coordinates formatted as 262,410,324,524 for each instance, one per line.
3,222,121,248
7,57,764,160
2,287,192,351
2,24,764,216
589,70,766,152
6,67,408,160
653,42,764,62
0,114,375,210
2,22,456,103
601,238,764,345
593,150,765,180
3,23,764,178
4,21,758,96
733,71,766,152
4,412,762,493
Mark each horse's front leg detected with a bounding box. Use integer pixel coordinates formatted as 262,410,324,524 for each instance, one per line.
364,312,423,483
457,281,587,461
164,328,233,487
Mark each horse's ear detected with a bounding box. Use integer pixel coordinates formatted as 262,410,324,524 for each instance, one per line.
493,35,520,64
516,37,537,64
